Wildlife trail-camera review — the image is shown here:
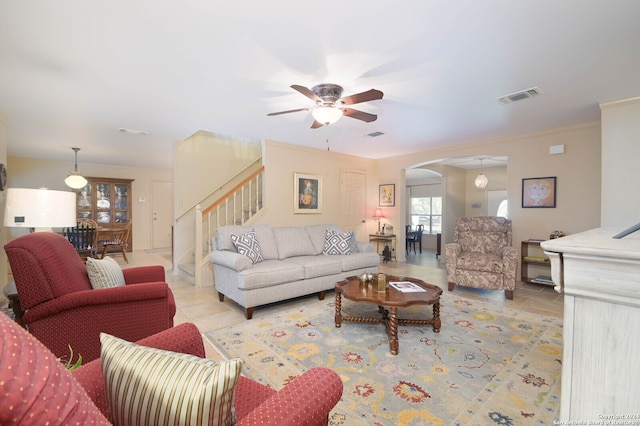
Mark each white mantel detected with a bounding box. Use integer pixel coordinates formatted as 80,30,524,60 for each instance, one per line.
542,227,640,420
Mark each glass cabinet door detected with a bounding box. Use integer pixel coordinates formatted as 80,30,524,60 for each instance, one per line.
75,177,134,248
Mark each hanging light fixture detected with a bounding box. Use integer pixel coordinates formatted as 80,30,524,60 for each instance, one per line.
474,158,488,190
311,106,343,126
64,147,88,189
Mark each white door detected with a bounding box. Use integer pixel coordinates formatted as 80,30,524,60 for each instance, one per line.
340,171,366,240
151,181,173,249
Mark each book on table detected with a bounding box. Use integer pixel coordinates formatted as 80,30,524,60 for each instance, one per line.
389,281,426,293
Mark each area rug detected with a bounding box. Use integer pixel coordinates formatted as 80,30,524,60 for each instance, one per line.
205,293,562,425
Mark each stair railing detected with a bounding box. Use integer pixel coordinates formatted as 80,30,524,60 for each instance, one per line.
193,166,264,286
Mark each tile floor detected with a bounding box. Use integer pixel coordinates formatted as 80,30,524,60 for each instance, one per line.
120,247,564,360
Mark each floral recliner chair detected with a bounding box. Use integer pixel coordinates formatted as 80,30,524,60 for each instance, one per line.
444,216,517,299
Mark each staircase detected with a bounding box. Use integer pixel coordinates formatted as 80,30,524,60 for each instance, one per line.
177,164,265,287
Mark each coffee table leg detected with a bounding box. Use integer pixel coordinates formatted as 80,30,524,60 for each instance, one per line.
389,307,399,355
335,291,342,328
432,301,441,333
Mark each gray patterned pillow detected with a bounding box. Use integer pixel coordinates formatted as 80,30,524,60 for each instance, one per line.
323,230,354,255
230,231,264,264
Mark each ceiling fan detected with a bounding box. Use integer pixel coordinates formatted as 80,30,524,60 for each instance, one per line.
267,84,384,128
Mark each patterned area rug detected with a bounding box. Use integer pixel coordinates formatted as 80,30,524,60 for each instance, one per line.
205,293,562,425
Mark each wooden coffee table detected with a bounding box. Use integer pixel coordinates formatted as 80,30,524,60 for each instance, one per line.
335,275,442,355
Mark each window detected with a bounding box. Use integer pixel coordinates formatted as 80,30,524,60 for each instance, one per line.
410,197,442,234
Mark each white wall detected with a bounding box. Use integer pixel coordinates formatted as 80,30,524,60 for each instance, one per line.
600,95,640,227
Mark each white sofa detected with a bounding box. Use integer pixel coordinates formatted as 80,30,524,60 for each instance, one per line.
209,224,380,319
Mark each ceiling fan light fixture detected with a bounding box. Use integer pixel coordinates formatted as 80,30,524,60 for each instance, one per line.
311,106,343,125
64,147,88,189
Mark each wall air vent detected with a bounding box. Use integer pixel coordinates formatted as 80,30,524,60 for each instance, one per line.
496,87,544,105
366,131,385,137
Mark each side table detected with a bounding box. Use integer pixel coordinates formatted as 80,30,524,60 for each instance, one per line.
369,234,396,262
3,280,26,328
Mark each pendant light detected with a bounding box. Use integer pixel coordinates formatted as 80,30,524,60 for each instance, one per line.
64,147,88,189
474,158,488,190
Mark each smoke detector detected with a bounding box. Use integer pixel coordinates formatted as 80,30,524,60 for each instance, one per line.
496,87,543,105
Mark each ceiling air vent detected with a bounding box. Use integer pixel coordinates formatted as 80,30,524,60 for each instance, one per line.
496,87,543,105
366,131,385,137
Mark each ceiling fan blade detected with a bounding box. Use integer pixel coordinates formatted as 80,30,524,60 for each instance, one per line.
267,107,309,116
339,89,384,106
291,85,321,103
342,107,378,123
310,120,325,129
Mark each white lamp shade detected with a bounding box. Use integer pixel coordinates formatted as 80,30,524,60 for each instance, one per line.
65,172,88,189
311,106,343,125
4,188,77,228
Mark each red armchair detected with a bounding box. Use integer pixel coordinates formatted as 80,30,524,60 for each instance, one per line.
4,232,176,362
0,314,344,425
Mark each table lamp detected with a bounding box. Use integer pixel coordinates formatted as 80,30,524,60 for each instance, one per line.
4,188,77,232
373,208,385,234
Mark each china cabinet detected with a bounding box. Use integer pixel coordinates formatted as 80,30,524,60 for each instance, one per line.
76,177,133,250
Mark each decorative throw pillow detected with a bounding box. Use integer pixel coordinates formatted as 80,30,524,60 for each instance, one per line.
86,256,126,289
100,333,243,426
230,231,264,264
0,314,111,425
323,230,354,255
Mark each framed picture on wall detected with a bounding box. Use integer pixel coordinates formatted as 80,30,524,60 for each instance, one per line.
379,184,395,207
294,172,322,213
522,177,556,208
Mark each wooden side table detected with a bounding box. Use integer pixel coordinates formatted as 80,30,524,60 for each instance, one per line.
3,280,26,328
369,234,396,262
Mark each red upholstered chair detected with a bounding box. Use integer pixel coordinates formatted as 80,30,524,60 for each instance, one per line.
0,315,344,425
4,231,176,362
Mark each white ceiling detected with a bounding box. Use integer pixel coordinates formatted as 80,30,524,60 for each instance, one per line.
1,1,639,170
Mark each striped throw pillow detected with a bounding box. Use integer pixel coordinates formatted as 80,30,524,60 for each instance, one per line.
100,333,242,426
86,257,125,289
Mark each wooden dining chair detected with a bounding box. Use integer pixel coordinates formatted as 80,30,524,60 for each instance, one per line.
63,218,99,262
97,221,131,263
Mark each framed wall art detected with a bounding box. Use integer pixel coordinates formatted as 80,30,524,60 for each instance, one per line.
294,172,322,214
379,184,395,207
522,177,556,208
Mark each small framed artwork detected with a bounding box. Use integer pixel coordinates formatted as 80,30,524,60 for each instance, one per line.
522,177,556,208
379,184,395,207
294,172,322,214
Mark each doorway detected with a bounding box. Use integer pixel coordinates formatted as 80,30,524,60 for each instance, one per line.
151,181,173,249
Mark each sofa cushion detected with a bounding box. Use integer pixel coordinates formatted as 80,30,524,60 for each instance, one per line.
216,225,253,252
236,259,305,290
100,333,243,426
273,227,316,259
231,231,264,264
284,255,343,279
0,313,110,425
323,230,355,255
305,224,343,254
86,256,126,289
252,224,279,260
338,252,380,272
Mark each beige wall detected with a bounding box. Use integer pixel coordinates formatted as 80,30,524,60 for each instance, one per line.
258,140,378,233
172,131,262,266
378,123,602,255
600,95,640,227
6,156,172,250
